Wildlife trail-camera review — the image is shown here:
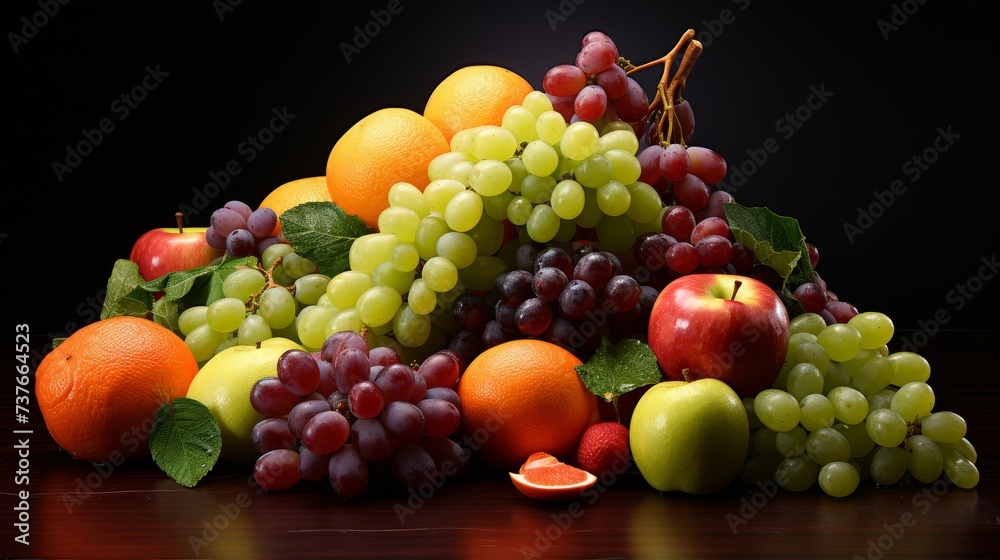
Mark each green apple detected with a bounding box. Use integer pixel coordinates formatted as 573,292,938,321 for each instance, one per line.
629,378,749,494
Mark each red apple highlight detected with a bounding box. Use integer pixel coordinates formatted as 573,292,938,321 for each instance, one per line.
129,212,224,281
647,273,789,398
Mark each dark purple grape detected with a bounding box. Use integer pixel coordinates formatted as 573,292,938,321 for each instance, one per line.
496,269,535,308
381,401,427,444
247,207,278,239
533,266,569,302
515,297,554,336
226,229,256,257
696,234,734,268
635,232,677,272
665,242,700,274
610,77,648,122
250,377,301,417
448,329,484,365
297,448,333,482
421,437,469,480
730,241,756,275
417,351,461,389
659,143,690,182
313,354,338,397
389,443,437,491
638,285,660,323
794,282,828,314
368,346,401,368
424,387,460,409
328,444,368,499
690,217,731,245
350,418,392,462
254,449,301,491
661,205,696,243
417,399,461,438
514,243,543,272
573,251,616,291
407,370,427,404
452,293,489,331
674,99,696,141
673,174,711,211
481,320,508,348
494,300,518,333
604,275,641,312
575,85,608,121
558,279,597,320
534,246,574,277
205,226,227,250
349,380,385,419
320,330,370,362
211,207,247,237
595,65,628,99
333,347,371,395
572,243,598,265
301,410,350,455
637,145,664,185
374,363,416,403
224,200,253,221
251,417,297,454
287,399,332,440
277,349,322,396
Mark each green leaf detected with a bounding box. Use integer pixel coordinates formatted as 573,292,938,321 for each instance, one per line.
149,397,222,488
723,202,815,291
575,338,661,403
139,256,257,307
100,259,154,320
280,201,373,277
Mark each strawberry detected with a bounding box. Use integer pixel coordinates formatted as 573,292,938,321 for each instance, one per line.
575,421,631,476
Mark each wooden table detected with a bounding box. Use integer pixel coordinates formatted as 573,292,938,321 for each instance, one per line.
5,331,997,559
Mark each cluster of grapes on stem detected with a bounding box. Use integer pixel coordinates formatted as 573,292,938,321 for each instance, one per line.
206,200,283,258
251,330,470,497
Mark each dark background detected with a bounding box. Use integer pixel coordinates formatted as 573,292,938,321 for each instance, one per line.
6,0,996,366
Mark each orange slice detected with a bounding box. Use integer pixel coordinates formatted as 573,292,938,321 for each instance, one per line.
509,453,598,501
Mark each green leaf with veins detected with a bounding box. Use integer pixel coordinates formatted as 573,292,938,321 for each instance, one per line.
100,259,154,320
575,337,662,405
279,201,373,277
723,201,815,293
149,397,222,488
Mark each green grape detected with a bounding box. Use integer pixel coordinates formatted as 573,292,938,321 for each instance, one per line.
222,268,266,303
742,397,763,429
215,337,239,354
939,437,977,463
293,273,332,306
502,105,537,144
413,214,450,261
600,121,634,135
526,204,560,243
624,181,662,224
281,252,316,279
444,190,484,232
535,110,567,144
840,348,877,378
465,213,504,257
261,243,294,270
805,427,851,466
866,388,896,412
377,206,421,243
595,129,639,155
833,422,875,458
506,195,533,226
372,262,415,295
553,219,578,243
595,214,636,254
771,362,793,391
270,319,300,345
754,389,801,432
472,126,518,161
505,157,529,194
422,256,459,292
595,180,630,217
521,174,556,204
522,91,553,118
793,341,830,374
852,356,894,396
178,306,209,337
551,148,576,181
789,312,827,336
775,455,820,492
551,179,585,220
799,394,835,431
424,179,467,214
739,453,783,486
752,426,779,456
469,159,513,197
326,270,373,309
574,153,614,188
451,126,486,157
815,323,863,362
258,286,296,329
822,362,853,394
575,187,604,228
870,446,908,485
350,233,400,274
775,426,808,457
352,285,401,328
787,362,824,401
391,304,431,348
427,153,468,183
445,160,474,186
561,121,600,160
521,140,560,177
905,434,943,483
826,386,869,425
206,297,247,333
458,256,508,292
435,280,466,312
184,323,232,363
271,264,295,287
296,305,340,350
633,206,666,236
887,351,931,385
941,448,979,489
436,231,478,269
818,462,860,497
865,408,908,447
391,243,420,272
407,278,437,315
785,332,818,360
604,148,642,185
891,381,935,422
326,308,363,337
236,314,272,346
483,190,516,221
917,411,967,443
847,311,894,349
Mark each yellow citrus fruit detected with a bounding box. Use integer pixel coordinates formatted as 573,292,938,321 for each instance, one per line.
35,316,200,462
456,339,599,471
185,337,303,464
258,176,332,236
423,64,535,142
326,108,449,229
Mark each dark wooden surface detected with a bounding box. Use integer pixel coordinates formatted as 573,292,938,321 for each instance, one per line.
3,331,998,560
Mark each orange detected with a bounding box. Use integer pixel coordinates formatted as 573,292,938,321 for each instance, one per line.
258,176,332,236
326,108,449,229
35,316,200,463
509,451,598,501
423,65,535,142
456,339,599,471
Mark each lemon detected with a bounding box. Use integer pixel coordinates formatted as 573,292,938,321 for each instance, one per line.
186,337,303,464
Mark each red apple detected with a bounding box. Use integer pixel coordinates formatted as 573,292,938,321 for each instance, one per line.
647,273,789,398
129,212,225,281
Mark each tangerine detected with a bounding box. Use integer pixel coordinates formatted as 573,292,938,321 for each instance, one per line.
35,316,200,462
456,339,599,471
423,65,535,142
326,108,448,229
258,176,332,236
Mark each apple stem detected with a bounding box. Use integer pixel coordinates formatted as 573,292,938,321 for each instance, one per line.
731,280,743,301
175,211,185,233
681,368,690,383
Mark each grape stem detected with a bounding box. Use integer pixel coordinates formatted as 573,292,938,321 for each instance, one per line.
245,255,296,313
622,28,703,147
